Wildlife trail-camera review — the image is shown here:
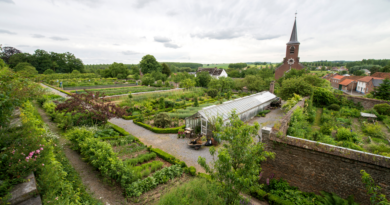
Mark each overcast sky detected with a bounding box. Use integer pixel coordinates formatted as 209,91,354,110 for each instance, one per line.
1,0,390,64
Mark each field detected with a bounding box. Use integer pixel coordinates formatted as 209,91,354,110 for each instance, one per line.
310,70,333,76
202,64,230,69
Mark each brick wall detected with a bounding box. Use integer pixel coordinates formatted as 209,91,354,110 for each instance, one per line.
342,94,390,109
260,99,390,204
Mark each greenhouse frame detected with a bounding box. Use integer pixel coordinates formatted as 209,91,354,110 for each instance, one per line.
185,91,277,137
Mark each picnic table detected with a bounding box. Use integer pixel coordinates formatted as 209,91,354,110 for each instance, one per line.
360,112,377,123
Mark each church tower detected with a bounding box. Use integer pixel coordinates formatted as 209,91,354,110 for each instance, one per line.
275,17,305,80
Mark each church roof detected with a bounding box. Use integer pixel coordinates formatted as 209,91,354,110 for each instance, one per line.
287,19,300,45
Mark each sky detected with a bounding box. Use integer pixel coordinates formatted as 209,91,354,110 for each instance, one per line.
1,0,390,65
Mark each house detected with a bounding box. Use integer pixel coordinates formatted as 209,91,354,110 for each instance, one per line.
362,69,371,75
330,75,347,89
322,73,337,81
185,91,277,136
339,79,357,92
196,67,228,79
371,72,390,79
356,76,384,94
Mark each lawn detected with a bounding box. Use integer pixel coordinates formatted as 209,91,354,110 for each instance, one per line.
310,70,333,76
202,64,230,69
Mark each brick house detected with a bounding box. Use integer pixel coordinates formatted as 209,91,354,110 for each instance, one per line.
339,79,357,92
356,76,384,94
330,75,347,89
274,18,305,79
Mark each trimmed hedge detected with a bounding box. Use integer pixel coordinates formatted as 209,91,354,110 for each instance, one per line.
42,83,72,96
133,120,185,133
107,122,144,145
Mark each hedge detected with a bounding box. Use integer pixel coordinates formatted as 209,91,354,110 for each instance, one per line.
107,122,144,145
42,83,73,96
133,120,186,133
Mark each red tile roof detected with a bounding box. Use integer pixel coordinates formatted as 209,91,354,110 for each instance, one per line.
371,72,390,79
339,79,354,86
332,75,345,80
358,76,373,82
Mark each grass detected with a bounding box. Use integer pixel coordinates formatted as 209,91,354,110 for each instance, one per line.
158,178,225,205
202,64,229,69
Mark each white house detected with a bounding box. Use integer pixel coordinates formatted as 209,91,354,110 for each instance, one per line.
196,67,228,79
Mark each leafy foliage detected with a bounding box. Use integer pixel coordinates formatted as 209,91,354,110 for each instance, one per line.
207,89,218,98
279,77,313,100
374,103,390,116
197,110,274,204
371,78,390,101
282,94,302,112
361,170,389,204
140,54,162,74
154,113,172,128
328,104,341,111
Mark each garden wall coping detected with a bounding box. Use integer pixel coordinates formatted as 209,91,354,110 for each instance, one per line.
8,172,41,205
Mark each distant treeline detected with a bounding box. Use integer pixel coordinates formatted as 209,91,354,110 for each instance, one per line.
163,62,203,70
1,47,84,74
228,63,247,69
346,59,390,69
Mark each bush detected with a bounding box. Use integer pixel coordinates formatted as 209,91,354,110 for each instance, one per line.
362,122,384,138
124,152,156,166
328,104,340,111
154,113,171,128
207,89,218,98
336,127,358,143
134,121,185,133
313,87,338,107
374,103,390,116
187,166,196,176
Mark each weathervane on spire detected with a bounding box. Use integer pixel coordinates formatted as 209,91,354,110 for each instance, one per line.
295,11,297,18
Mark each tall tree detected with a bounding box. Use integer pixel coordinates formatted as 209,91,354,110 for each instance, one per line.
198,110,274,204
195,71,211,87
161,63,171,77
140,54,161,74
0,47,21,64
371,78,390,101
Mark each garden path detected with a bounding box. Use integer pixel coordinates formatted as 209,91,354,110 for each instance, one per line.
108,118,212,173
40,83,69,98
36,105,127,205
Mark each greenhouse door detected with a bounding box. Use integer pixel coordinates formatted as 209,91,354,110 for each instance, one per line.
201,118,207,136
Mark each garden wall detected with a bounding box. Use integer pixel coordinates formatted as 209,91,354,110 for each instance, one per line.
260,100,390,204
342,94,390,109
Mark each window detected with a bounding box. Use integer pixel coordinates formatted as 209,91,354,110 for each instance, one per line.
290,46,295,54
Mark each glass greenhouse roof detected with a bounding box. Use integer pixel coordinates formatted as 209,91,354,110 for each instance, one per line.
198,91,277,121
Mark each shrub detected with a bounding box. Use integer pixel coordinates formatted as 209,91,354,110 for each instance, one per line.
328,104,340,111
207,89,218,98
362,122,384,138
313,87,338,106
336,127,358,143
154,113,171,128
134,121,185,133
374,103,390,116
320,123,332,135
149,148,181,165
187,166,196,176
125,152,157,166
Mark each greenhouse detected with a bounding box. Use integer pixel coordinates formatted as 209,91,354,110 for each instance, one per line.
185,91,277,136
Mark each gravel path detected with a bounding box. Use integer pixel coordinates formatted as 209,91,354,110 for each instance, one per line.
40,83,69,98
109,118,212,173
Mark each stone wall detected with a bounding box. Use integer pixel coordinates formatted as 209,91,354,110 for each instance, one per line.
343,95,390,109
260,99,390,204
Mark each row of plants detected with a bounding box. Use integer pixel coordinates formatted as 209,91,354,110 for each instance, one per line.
70,86,171,96
0,100,101,204
42,83,72,96
35,73,100,81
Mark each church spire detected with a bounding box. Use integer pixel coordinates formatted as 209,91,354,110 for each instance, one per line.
287,17,299,45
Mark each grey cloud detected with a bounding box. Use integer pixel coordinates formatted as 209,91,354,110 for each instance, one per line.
191,29,243,40
166,11,178,16
51,0,102,8
122,51,139,55
164,43,180,49
0,0,14,4
50,36,69,41
154,36,171,43
255,35,280,41
17,45,30,47
134,0,156,8
113,44,120,46
0,29,16,35
31,34,45,38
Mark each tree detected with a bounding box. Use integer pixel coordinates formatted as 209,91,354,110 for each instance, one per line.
279,77,313,100
141,74,155,86
181,78,195,90
198,110,274,204
371,78,390,101
71,70,81,74
244,75,267,92
131,65,139,74
140,54,161,74
17,66,38,78
195,71,211,87
153,113,171,128
133,73,140,80
161,63,171,77
381,65,390,73
43,69,55,74
354,70,365,76
208,77,234,93
13,62,33,72
0,47,21,64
